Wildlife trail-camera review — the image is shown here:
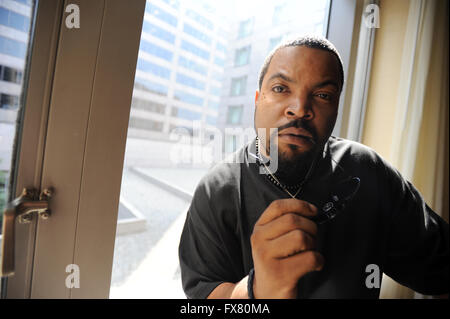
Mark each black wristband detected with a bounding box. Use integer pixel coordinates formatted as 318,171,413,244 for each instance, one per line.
247,268,255,299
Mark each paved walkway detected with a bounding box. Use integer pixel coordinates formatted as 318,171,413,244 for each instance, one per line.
109,167,208,299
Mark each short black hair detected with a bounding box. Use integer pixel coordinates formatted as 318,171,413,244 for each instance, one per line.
258,34,344,91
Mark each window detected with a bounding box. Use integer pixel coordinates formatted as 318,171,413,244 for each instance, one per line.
272,4,284,26
129,117,164,132
211,71,223,82
137,59,171,79
238,17,254,38
185,9,214,30
132,98,166,114
180,40,210,60
173,90,204,106
268,36,282,52
225,134,238,153
0,93,19,109
1,65,23,84
230,76,247,96
134,76,169,96
209,85,221,97
216,42,227,54
0,36,28,58
161,0,180,10
214,56,225,67
140,39,173,61
142,20,176,44
234,45,251,66
207,100,220,110
183,23,212,45
176,73,205,90
146,3,178,27
177,56,207,75
226,105,243,125
206,115,217,125
171,107,202,120
0,7,30,32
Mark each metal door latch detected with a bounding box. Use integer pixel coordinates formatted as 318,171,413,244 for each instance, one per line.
1,187,54,277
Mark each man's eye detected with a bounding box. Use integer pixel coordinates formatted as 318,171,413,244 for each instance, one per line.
272,85,286,93
316,93,332,100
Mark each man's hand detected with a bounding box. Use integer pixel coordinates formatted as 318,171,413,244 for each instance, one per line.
250,198,324,298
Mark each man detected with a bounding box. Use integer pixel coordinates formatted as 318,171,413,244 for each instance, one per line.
178,35,449,299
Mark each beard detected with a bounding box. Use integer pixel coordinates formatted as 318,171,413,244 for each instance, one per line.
274,144,318,186
260,118,321,186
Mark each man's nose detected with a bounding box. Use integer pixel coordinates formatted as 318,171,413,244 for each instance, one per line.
284,95,313,120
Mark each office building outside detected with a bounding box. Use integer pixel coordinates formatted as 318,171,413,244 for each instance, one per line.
128,0,231,143
216,0,330,153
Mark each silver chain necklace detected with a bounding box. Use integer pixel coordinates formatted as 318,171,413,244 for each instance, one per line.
256,137,317,199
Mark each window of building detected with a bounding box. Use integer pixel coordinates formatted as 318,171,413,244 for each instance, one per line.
137,59,171,79
230,76,247,96
177,56,207,75
146,3,178,27
234,45,251,66
176,73,206,90
142,20,176,44
134,76,169,96
211,71,223,82
209,85,221,97
128,117,164,132
238,17,254,38
215,42,227,54
185,9,214,30
0,65,23,84
206,115,217,125
207,100,219,110
268,36,282,52
214,56,225,67
0,36,28,58
0,93,19,109
183,23,212,45
225,134,238,153
171,107,202,120
0,7,30,32
161,0,180,10
140,39,173,61
272,4,284,26
180,40,210,60
226,105,243,125
173,90,204,106
132,98,166,114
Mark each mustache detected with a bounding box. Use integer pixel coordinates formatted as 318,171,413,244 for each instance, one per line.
275,119,317,142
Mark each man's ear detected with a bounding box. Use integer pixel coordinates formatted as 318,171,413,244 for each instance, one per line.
254,90,259,106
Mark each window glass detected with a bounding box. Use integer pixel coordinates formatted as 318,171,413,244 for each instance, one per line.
238,17,254,38
178,56,207,75
183,23,212,45
110,0,330,299
230,76,247,96
173,89,204,106
0,0,34,239
146,3,178,27
176,73,205,90
234,45,251,66
226,105,243,125
180,39,210,60
142,21,176,44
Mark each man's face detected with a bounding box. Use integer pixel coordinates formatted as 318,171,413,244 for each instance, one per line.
255,46,341,165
